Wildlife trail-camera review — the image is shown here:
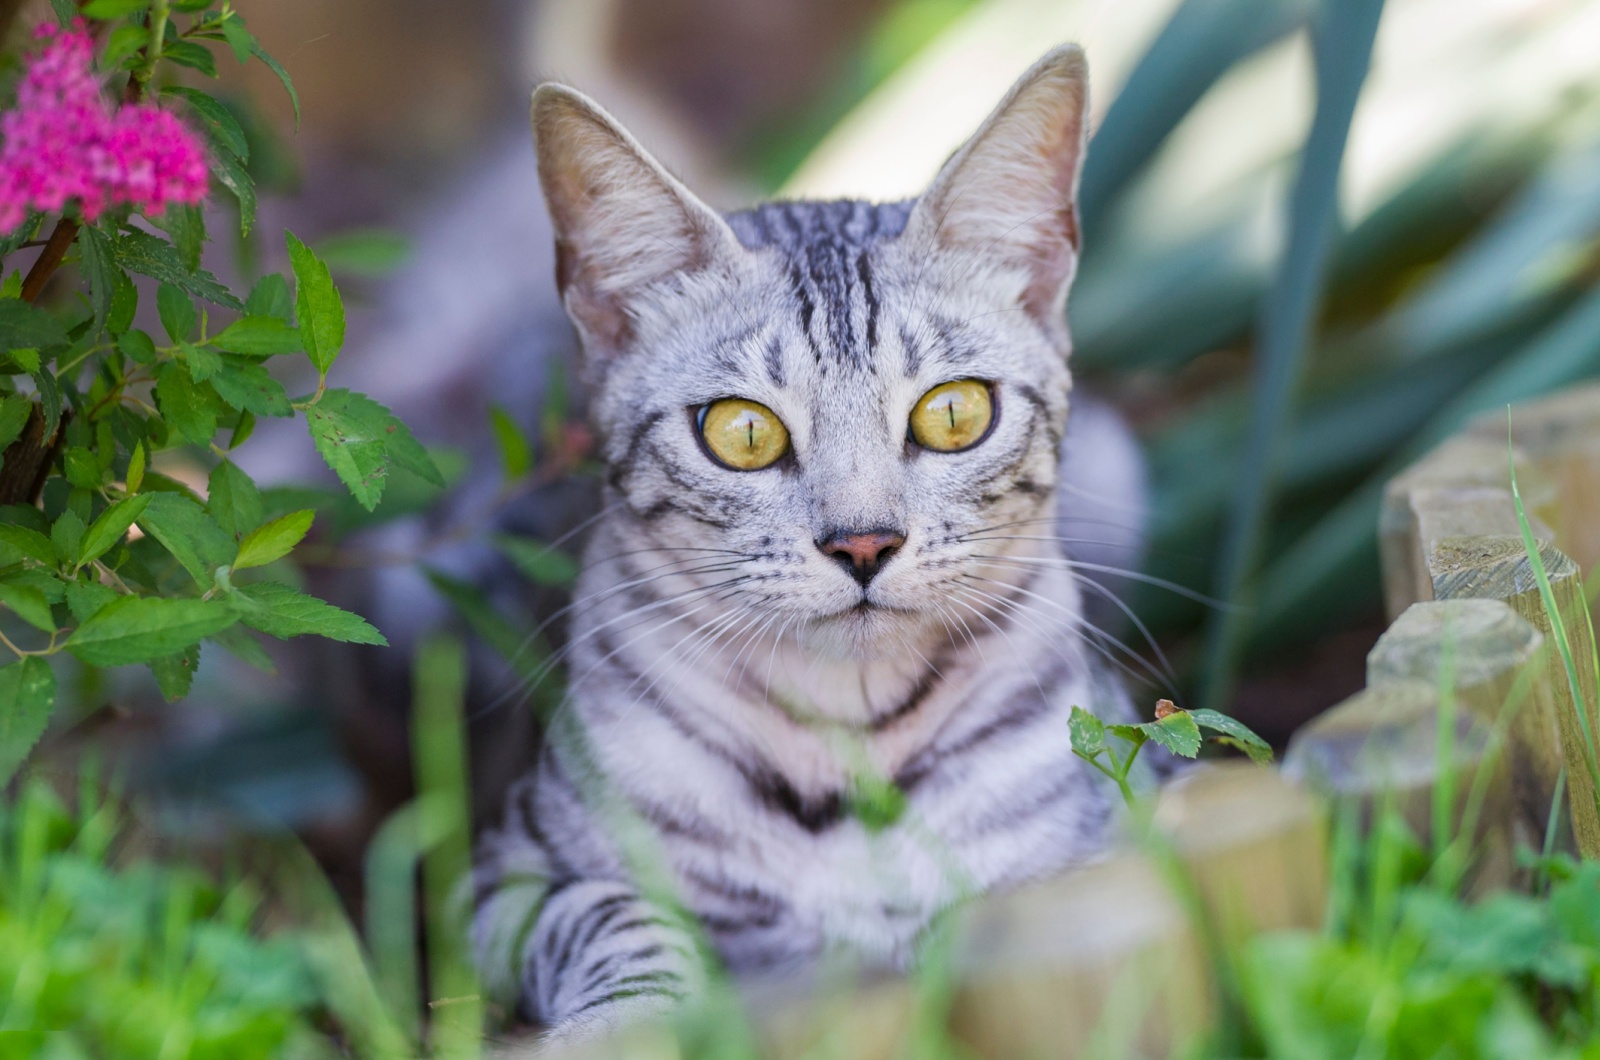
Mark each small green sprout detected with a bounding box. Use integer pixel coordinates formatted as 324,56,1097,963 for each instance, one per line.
1069,700,1274,806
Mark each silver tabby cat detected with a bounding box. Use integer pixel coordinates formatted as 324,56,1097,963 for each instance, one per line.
472,44,1144,1044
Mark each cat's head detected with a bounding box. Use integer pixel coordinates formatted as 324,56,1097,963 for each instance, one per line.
534,47,1090,659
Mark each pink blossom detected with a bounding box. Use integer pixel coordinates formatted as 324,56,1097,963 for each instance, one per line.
0,22,209,233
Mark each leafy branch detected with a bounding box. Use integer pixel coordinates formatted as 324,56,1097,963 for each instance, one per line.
1069,699,1273,806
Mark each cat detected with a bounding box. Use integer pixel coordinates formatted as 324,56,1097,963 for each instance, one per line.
470,43,1151,1044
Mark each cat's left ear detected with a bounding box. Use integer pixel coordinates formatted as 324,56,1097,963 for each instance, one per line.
906,45,1090,334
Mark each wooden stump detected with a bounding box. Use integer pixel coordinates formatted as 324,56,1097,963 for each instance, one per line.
1282,679,1515,887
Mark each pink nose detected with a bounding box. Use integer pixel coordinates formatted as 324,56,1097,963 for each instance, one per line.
818,530,906,586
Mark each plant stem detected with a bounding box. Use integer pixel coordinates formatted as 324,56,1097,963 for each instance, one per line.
19,218,79,303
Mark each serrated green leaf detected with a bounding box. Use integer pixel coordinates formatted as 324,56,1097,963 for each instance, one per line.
102,23,147,68
207,461,262,538
229,409,256,449
80,0,146,18
77,222,117,334
64,580,118,623
320,389,443,486
251,40,299,125
286,231,345,375
0,582,55,633
211,316,301,356
113,229,242,309
181,341,222,381
0,298,69,351
1187,708,1275,764
149,203,205,273
63,447,100,490
108,269,138,334
78,494,151,566
50,511,84,565
494,535,578,587
155,361,219,444
231,581,386,644
164,87,249,161
1068,705,1107,757
2,569,63,603
135,492,236,585
0,658,55,785
209,357,292,418
0,524,57,566
0,393,31,451
30,371,59,435
1139,711,1203,758
211,148,256,238
66,595,237,667
149,643,200,701
304,402,389,511
234,509,313,570
157,283,197,343
245,274,293,321
489,405,531,482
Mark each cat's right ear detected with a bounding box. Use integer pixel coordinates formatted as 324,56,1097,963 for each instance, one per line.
533,85,741,359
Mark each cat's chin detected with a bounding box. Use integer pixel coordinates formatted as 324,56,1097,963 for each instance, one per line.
800,601,933,660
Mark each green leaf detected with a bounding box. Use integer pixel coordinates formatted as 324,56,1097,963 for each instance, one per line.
315,229,410,278
50,511,84,566
489,405,532,481
113,229,242,309
163,87,249,161
162,40,217,77
64,580,118,623
207,461,262,538
245,273,293,321
231,581,386,644
135,492,236,585
1138,711,1203,758
494,535,578,587
155,361,220,444
210,149,257,238
66,596,237,667
102,23,147,68
118,328,157,365
234,509,313,570
286,231,345,375
1187,708,1274,764
0,582,55,633
211,316,301,356
229,409,256,449
221,14,255,64
181,341,222,382
125,441,146,493
79,494,151,565
108,269,138,335
251,40,300,125
149,643,200,702
1068,705,1107,758
0,524,57,566
63,447,100,490
30,371,59,434
0,298,69,351
157,283,197,343
210,357,292,418
209,623,275,673
305,406,388,510
0,658,56,785
0,393,31,451
77,222,117,334
80,0,146,18
321,389,444,486
149,203,205,273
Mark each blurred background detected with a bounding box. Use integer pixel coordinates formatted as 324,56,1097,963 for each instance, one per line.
51,0,1600,921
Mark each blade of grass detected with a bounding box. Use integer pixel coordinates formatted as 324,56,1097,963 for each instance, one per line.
1201,0,1388,711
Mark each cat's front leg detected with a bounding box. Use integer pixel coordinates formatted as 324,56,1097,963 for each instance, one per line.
528,878,704,1046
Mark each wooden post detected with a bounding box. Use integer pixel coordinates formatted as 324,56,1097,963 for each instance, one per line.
1283,679,1515,887
1366,599,1561,849
1465,382,1600,575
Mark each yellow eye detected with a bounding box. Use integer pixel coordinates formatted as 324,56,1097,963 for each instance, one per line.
909,380,994,452
698,398,790,470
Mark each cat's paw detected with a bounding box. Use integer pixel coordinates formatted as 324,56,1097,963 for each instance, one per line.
536,992,679,1054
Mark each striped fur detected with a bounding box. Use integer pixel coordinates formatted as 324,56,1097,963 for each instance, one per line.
473,45,1146,1044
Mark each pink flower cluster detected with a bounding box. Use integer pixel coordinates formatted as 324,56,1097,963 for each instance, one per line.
0,22,209,233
